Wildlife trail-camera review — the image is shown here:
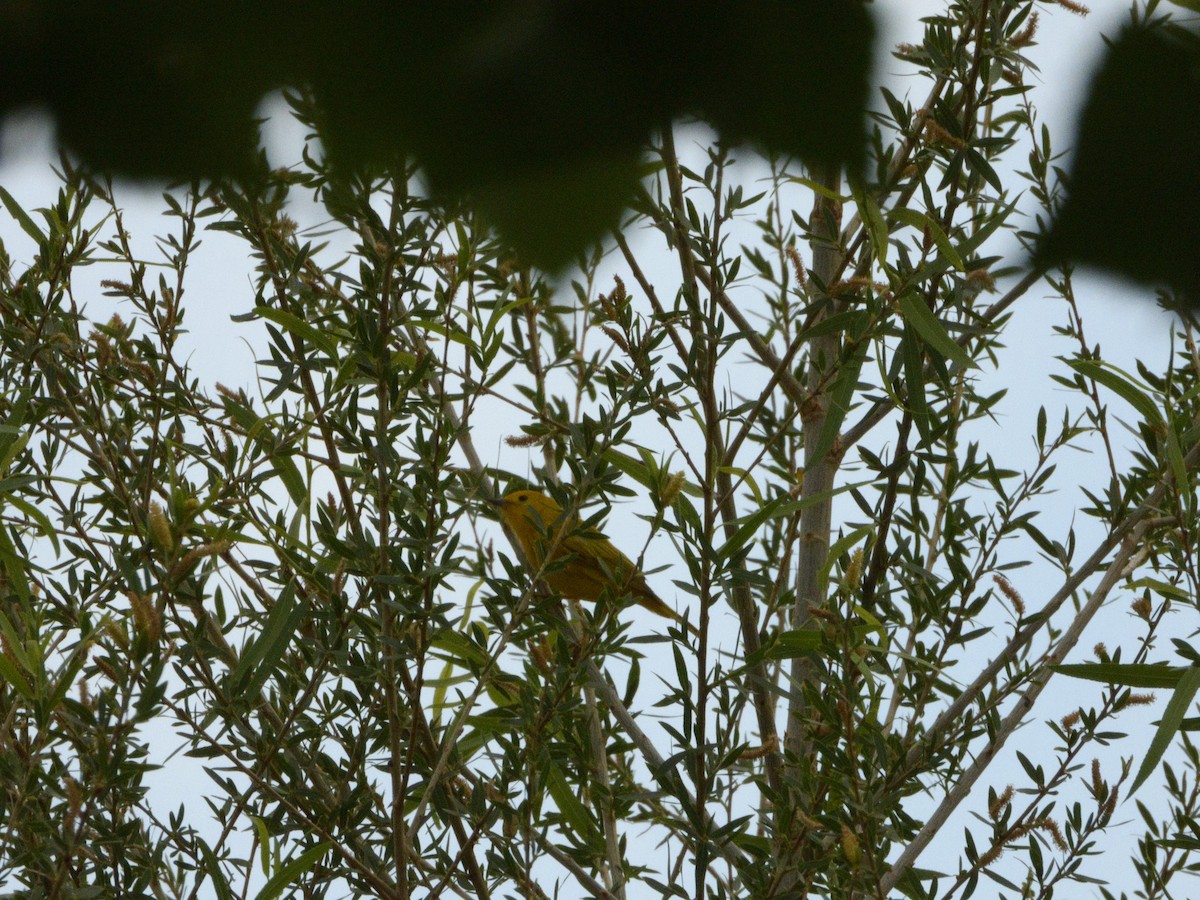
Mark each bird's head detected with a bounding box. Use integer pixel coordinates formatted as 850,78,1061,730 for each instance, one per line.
488,490,563,527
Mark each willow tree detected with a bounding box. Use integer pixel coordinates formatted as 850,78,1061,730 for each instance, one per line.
0,3,1196,898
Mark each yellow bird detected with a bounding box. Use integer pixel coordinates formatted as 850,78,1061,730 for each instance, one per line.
490,489,692,632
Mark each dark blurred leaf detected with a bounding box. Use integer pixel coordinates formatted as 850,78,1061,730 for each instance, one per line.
0,0,872,267
1040,24,1200,304
469,153,645,269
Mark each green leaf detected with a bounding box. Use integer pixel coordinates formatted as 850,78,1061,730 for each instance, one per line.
431,582,487,720
1055,663,1184,689
1167,418,1189,497
273,454,308,506
229,586,306,700
897,292,978,370
765,629,824,659
0,609,38,687
851,181,889,270
602,446,703,534
0,186,47,245
1,493,60,556
198,839,236,900
763,624,878,661
603,447,700,498
889,207,965,272
809,339,867,464
484,670,523,707
545,756,600,846
1126,578,1191,601
1065,358,1163,427
787,177,850,203
253,842,332,900
1132,666,1200,793
0,524,31,602
965,146,1003,193
0,646,34,700
47,635,91,714
218,396,310,506
718,495,791,562
901,323,932,442
821,525,873,596
958,199,1016,260
720,467,762,507
255,306,338,358
717,480,867,562
0,428,28,477
429,628,491,669
251,816,271,875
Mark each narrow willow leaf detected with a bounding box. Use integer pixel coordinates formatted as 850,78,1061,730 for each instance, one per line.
902,324,932,442
851,180,890,270
545,756,601,846
251,816,272,875
603,447,701,497
1167,419,1189,498
1125,578,1190,600
218,396,309,505
2,493,60,555
810,339,867,464
764,624,877,661
1054,663,1184,689
765,629,823,659
255,306,338,357
718,481,866,562
230,586,305,701
820,525,873,595
897,292,978,370
720,466,762,506
0,185,47,245
787,176,851,202
889,207,965,271
0,525,31,602
602,445,703,534
198,839,236,900
1132,666,1200,792
254,842,332,900
430,628,491,669
0,649,34,700
0,429,28,476
1065,358,1163,427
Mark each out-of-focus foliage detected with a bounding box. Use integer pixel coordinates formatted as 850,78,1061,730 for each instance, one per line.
0,0,873,267
1041,14,1200,306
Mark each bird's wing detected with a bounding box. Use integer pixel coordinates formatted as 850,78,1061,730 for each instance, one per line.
562,530,634,574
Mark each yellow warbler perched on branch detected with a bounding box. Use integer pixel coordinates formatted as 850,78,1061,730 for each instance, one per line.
490,489,694,634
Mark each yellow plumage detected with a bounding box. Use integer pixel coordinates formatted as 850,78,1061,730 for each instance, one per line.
492,490,689,628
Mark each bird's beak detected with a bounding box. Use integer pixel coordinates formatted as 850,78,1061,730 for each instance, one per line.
483,496,504,508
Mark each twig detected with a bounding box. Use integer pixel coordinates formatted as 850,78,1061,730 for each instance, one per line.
880,525,1156,895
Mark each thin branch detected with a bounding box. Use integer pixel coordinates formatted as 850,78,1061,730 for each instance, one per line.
880,523,1157,894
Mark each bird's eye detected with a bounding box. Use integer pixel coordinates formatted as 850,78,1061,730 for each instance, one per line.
517,494,527,502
